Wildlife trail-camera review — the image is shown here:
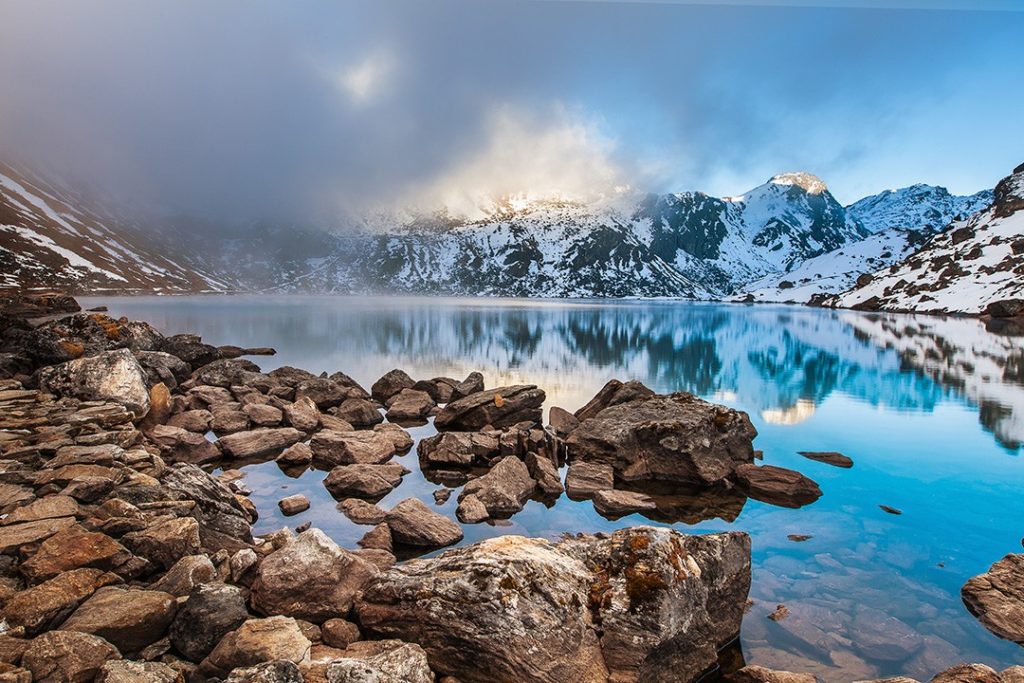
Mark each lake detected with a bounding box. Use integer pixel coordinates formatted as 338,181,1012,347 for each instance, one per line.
82,295,1024,681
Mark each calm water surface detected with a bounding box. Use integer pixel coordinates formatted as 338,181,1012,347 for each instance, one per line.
83,295,1024,681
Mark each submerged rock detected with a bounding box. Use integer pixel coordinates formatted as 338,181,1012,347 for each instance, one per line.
356,526,750,683
434,385,545,431
732,464,822,508
961,553,1024,644
566,392,756,485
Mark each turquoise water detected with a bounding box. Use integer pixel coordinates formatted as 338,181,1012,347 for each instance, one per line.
84,295,1024,680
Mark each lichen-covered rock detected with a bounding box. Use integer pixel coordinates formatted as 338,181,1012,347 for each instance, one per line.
96,659,183,682
434,386,545,431
566,392,756,485
961,553,1024,644
37,349,150,416
324,640,433,683
226,660,303,683
252,529,378,622
201,616,312,677
356,526,750,683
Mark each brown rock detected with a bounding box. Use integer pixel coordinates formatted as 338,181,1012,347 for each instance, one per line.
548,406,580,436
358,523,393,552
726,665,816,683
931,663,1001,683
61,586,177,654
211,409,249,435
325,640,433,683
96,660,183,682
385,498,463,549
22,630,121,683
797,451,853,468
37,349,150,417
385,389,435,423
338,499,387,525
417,431,499,468
282,396,320,432
20,525,137,583
733,464,822,508
574,379,655,422
148,555,216,597
0,517,77,555
323,463,408,499
1,568,121,634
372,423,413,453
201,616,312,677
1,495,79,526
252,529,378,622
147,425,220,465
243,403,283,428
371,369,416,404
525,452,563,496
278,494,310,516
277,442,312,467
121,517,201,570
457,456,534,519
219,428,303,459
455,495,488,524
310,430,395,467
434,386,545,431
592,489,657,517
169,583,249,663
450,371,484,401
166,410,213,433
564,462,614,498
333,399,385,429
961,553,1024,644
320,619,361,650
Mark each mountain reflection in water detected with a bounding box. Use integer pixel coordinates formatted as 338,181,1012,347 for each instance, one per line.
83,296,1024,681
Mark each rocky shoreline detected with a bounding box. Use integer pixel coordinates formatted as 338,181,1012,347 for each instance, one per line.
0,292,1020,682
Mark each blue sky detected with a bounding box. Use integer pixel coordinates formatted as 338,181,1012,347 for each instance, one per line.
0,0,1021,219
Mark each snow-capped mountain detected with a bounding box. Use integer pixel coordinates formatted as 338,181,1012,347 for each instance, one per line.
736,183,995,304
827,164,1024,314
0,162,230,293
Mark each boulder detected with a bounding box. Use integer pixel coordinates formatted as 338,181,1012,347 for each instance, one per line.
323,463,408,499
211,409,250,435
311,430,395,467
166,409,213,433
244,404,284,428
371,369,416,404
548,406,580,436
356,527,750,683
372,423,413,453
295,379,350,410
61,586,177,654
276,442,312,469
226,660,303,683
252,529,378,623
451,371,485,401
987,298,1024,318
96,660,183,682
457,456,535,519
37,349,150,416
564,462,614,498
282,397,320,432
121,516,201,570
435,386,545,431
931,664,1002,683
338,499,387,526
574,379,656,422
455,495,488,524
732,464,822,509
417,432,499,468
358,523,393,552
0,568,121,634
566,392,756,485
147,425,221,465
961,553,1024,644
333,399,385,429
149,555,216,597
324,640,433,683
525,452,563,496
278,494,310,516
1,495,79,526
201,616,312,677
21,630,121,683
190,359,266,389
592,489,657,517
385,498,463,549
320,619,361,650
384,389,435,422
20,525,138,582
169,583,249,662
161,334,220,369
219,428,303,459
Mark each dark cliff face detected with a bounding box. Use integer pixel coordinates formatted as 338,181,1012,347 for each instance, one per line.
992,163,1024,219
634,192,733,261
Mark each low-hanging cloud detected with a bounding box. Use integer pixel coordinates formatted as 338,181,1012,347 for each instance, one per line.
0,0,1021,227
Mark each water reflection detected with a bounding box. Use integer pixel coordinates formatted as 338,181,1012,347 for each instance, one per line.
83,296,1024,681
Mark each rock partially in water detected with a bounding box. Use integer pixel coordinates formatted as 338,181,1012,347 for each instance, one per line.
371,369,416,404
338,499,387,525
323,463,408,499
384,388,435,423
573,379,655,422
961,553,1024,644
567,392,756,485
252,529,378,623
385,498,463,550
312,430,395,468
278,494,310,516
282,396,320,432
797,451,853,468
417,431,499,468
434,385,545,431
457,456,535,520
333,398,385,429
356,526,750,683
565,461,614,498
592,489,657,518
525,451,563,496
733,464,822,509
148,424,221,465
726,665,816,683
37,348,151,417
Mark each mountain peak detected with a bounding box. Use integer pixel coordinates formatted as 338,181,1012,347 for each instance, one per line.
768,172,828,195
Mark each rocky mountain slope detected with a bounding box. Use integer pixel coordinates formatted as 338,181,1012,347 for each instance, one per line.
0,162,230,293
737,184,993,304
827,164,1024,315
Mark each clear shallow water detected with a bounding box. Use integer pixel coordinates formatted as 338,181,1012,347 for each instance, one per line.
83,295,1024,680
